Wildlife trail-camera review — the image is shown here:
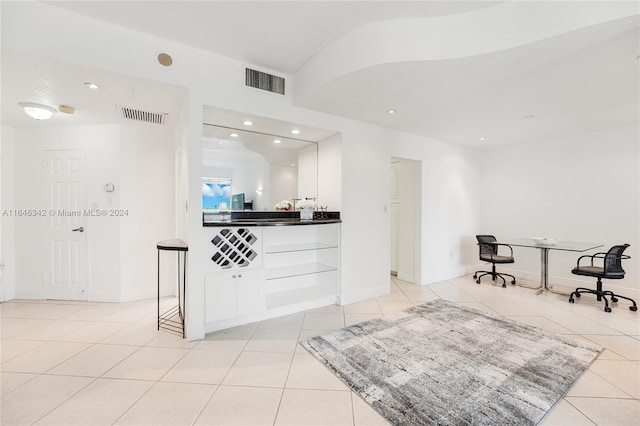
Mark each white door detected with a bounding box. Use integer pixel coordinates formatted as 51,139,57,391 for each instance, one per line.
43,150,87,300
390,160,399,274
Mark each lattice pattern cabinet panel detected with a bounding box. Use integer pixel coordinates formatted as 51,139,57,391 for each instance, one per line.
210,228,259,269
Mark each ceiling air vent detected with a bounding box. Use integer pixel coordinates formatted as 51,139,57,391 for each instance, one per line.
117,105,168,125
245,68,285,95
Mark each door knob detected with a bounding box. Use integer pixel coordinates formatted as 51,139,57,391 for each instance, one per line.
72,227,84,232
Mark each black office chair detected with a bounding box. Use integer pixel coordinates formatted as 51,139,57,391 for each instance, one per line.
473,235,516,288
569,244,637,312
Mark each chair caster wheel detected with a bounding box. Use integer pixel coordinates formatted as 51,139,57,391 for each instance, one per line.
502,283,506,288
569,298,575,303
575,293,581,298
473,274,477,279
611,297,618,303
630,306,637,312
476,279,481,284
511,280,516,285
604,307,612,313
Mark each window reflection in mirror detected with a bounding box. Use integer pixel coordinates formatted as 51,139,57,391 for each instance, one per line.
202,178,231,211
202,125,318,211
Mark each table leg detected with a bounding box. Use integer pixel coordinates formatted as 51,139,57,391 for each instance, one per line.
518,250,544,292
157,249,160,331
536,248,549,294
540,247,572,296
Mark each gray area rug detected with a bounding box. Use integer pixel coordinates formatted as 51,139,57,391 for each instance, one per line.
302,299,602,425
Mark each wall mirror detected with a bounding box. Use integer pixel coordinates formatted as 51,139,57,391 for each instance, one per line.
202,106,335,212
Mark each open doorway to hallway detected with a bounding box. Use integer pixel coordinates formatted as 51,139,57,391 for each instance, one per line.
390,157,422,284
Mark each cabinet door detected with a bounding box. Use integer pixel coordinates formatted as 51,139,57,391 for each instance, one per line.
237,270,265,317
204,274,237,322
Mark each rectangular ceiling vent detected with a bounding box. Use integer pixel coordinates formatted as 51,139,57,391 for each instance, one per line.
245,68,285,95
117,105,168,125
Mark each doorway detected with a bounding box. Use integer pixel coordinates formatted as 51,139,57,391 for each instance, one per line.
390,157,422,284
43,150,87,300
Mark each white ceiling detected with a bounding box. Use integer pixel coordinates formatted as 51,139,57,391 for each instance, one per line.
3,1,639,148
1,49,187,128
45,0,500,73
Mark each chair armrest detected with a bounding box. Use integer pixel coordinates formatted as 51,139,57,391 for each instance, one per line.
478,242,513,259
575,252,606,268
496,243,514,258
575,254,594,268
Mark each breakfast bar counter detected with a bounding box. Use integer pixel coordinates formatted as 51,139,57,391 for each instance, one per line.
200,211,341,333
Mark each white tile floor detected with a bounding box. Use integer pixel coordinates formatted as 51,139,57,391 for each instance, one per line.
1,275,639,425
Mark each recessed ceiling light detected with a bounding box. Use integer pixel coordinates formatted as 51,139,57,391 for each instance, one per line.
479,137,486,141
274,139,282,144
19,102,57,120
290,163,295,167
387,109,396,114
291,129,300,135
243,120,253,126
522,114,536,120
84,82,99,90
230,133,239,138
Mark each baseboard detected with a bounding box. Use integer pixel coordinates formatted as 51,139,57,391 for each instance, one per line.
14,289,45,300
121,288,164,303
467,264,640,299
87,290,122,303
186,322,205,342
396,272,415,283
339,284,389,305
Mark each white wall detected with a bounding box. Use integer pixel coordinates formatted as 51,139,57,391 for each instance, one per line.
120,125,176,301
317,134,342,211
480,124,640,295
6,124,176,302
297,144,318,200
270,164,297,209
175,97,190,241
392,158,420,283
0,126,17,301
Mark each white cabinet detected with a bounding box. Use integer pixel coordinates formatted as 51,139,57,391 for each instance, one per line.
203,223,340,332
263,224,340,310
236,270,265,316
204,274,236,323
205,269,264,323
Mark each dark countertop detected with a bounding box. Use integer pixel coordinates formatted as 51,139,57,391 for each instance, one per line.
203,218,341,227
202,210,341,227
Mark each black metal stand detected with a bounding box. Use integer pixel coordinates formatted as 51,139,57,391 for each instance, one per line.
157,239,188,338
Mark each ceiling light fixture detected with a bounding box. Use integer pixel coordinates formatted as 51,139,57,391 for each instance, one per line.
274,139,282,144
387,109,396,114
522,114,536,120
479,137,486,141
230,133,239,138
84,82,99,90
19,102,57,120
291,129,300,135
243,120,253,126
